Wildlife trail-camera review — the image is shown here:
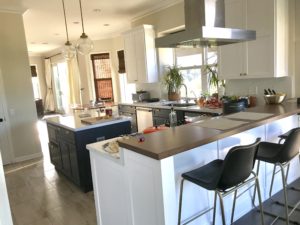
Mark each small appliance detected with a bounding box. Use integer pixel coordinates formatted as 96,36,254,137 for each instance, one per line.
132,91,150,102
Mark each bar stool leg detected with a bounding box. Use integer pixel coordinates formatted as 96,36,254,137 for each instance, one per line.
279,164,290,225
217,191,226,225
269,164,277,199
178,179,185,225
254,174,265,225
230,190,238,224
252,160,261,206
213,191,217,225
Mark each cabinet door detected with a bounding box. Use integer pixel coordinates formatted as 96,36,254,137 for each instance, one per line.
247,0,274,77
49,142,62,169
60,141,72,177
124,33,138,83
134,29,147,83
68,142,80,185
219,0,247,79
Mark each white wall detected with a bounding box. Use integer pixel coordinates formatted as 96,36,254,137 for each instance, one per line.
0,11,42,161
295,0,300,97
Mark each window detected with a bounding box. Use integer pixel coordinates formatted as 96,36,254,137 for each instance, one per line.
175,47,218,97
91,53,114,101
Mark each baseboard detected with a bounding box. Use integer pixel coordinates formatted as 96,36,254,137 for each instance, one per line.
13,152,43,163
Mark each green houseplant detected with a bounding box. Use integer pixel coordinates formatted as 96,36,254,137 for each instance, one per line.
204,63,225,96
162,65,184,101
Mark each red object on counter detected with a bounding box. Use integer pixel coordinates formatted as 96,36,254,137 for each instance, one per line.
143,125,169,134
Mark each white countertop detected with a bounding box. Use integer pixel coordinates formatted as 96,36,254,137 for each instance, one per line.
46,114,131,132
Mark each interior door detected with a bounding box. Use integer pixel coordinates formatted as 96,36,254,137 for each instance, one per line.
0,69,13,165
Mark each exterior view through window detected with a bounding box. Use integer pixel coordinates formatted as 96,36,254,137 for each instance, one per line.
175,47,218,98
91,53,114,102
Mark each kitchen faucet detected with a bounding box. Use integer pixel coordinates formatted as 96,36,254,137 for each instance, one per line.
181,84,188,103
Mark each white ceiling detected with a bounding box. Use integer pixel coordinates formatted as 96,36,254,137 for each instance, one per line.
0,0,181,56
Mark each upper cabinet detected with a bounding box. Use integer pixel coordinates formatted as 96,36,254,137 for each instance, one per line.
218,0,288,79
123,25,158,83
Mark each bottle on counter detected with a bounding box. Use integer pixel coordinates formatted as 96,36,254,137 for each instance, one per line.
169,106,177,127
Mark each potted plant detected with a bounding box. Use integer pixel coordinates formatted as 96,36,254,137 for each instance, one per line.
162,65,184,101
204,63,225,97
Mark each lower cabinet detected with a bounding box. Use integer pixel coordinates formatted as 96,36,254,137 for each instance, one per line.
47,121,131,192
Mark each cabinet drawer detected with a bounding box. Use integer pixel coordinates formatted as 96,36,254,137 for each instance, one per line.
152,108,170,118
118,105,136,113
60,128,75,144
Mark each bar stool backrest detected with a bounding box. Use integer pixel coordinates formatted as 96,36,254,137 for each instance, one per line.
217,138,261,191
277,128,300,163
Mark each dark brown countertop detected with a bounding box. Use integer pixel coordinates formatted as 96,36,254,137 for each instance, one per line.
118,101,300,160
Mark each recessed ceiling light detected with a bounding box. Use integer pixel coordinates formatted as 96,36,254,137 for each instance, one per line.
93,9,101,13
42,42,48,45
73,21,80,24
104,24,110,26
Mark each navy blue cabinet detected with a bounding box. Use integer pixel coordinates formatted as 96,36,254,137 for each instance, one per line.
47,120,131,192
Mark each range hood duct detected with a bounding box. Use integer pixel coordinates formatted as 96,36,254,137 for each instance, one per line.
155,0,256,48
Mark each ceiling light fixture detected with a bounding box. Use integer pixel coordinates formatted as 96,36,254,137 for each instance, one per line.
61,0,76,60
76,0,93,55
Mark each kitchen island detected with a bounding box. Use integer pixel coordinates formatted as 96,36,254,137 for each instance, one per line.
87,101,300,224
46,114,131,192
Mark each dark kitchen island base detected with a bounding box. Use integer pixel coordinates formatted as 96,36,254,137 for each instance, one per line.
47,116,131,192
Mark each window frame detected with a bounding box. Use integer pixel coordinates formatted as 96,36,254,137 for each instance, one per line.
90,53,114,102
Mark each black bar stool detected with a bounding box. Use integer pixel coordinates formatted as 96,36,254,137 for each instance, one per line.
177,138,264,225
254,128,300,225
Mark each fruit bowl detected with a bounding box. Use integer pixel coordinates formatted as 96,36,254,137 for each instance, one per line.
264,93,286,104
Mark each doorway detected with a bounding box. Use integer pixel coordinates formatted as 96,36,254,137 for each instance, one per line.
0,69,13,165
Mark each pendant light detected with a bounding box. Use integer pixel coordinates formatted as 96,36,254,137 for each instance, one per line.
76,0,94,55
61,0,76,60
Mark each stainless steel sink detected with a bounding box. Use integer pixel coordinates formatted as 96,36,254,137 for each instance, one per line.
164,103,196,107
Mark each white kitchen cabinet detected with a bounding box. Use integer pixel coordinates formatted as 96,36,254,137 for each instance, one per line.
123,25,158,83
218,0,288,79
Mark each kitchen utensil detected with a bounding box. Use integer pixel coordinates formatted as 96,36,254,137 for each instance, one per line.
264,93,286,104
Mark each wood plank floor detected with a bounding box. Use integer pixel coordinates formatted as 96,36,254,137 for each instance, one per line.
4,119,97,225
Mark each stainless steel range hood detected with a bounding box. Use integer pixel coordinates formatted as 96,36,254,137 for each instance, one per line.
155,0,256,48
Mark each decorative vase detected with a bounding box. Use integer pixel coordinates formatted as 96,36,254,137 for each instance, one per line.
168,92,180,101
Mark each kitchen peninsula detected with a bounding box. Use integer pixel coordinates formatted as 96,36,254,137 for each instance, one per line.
46,114,131,192
87,101,300,225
